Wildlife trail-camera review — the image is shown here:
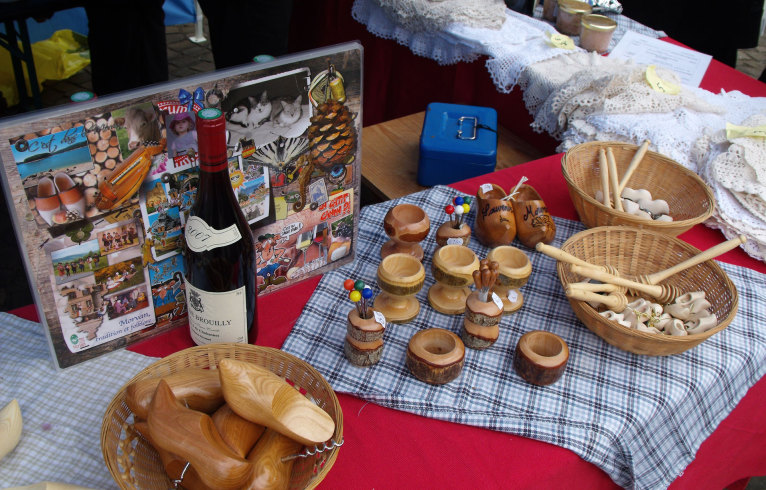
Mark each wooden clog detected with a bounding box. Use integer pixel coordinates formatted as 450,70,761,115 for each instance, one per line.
125,367,224,420
511,184,556,248
475,183,516,248
133,421,188,481
146,380,253,490
244,429,303,490
0,399,22,462
406,328,465,385
218,359,335,446
212,404,266,458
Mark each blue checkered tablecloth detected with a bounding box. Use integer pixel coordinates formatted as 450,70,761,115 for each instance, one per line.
282,185,766,490
0,313,157,489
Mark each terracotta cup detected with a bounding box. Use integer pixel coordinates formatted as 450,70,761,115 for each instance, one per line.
428,245,480,315
375,253,425,323
513,331,569,386
487,246,532,315
381,204,431,261
475,184,516,248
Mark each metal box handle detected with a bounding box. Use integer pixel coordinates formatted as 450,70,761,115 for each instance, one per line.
457,116,478,140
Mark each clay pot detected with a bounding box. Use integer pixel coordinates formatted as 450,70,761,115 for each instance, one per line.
513,331,569,386
512,184,556,248
435,221,471,247
381,203,431,261
428,245,480,315
406,328,465,385
487,246,532,315
475,184,516,248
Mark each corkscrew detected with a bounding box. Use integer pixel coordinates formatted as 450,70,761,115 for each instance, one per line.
281,438,345,462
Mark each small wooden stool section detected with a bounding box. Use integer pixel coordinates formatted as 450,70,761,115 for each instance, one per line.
406,328,465,385
344,308,385,366
375,253,425,323
513,331,569,386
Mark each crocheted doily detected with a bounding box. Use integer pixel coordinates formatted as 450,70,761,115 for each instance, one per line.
377,0,507,33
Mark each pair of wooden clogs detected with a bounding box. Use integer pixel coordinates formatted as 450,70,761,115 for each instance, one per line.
475,183,556,248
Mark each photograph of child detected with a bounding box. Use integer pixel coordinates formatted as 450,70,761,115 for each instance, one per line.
167,112,198,158
50,240,106,285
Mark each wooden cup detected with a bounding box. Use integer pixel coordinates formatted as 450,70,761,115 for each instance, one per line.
428,245,480,315
513,331,569,386
381,203,431,261
487,246,531,315
406,328,465,385
461,291,503,350
435,221,471,247
375,253,426,323
344,308,385,366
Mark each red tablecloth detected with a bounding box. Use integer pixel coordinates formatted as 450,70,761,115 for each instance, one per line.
10,155,766,489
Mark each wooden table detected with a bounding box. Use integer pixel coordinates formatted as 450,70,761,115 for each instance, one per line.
361,111,545,201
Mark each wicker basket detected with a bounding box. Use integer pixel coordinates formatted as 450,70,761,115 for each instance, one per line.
562,141,715,236
101,344,343,489
557,227,738,355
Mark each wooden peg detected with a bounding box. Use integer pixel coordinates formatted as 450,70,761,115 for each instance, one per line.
617,140,651,194
598,147,611,207
605,147,623,211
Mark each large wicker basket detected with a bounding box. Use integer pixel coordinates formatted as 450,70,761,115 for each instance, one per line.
101,344,343,489
562,141,715,236
557,227,738,355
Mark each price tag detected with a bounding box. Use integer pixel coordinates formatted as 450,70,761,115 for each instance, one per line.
491,292,504,311
547,33,575,50
645,65,681,95
373,311,387,329
480,183,494,194
725,122,766,140
446,237,464,245
507,290,519,303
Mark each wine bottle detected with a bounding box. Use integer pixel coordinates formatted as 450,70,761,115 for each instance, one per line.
183,108,257,345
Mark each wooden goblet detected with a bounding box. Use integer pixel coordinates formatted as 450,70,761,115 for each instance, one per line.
513,331,569,386
381,203,431,261
375,253,426,323
406,328,465,385
428,245,480,315
344,308,385,366
435,221,471,247
487,246,531,315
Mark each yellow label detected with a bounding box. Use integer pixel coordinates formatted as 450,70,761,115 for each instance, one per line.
229,169,245,188
274,196,288,220
548,33,575,50
645,65,681,95
725,122,766,140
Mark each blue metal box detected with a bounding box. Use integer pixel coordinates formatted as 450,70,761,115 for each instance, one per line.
418,102,498,186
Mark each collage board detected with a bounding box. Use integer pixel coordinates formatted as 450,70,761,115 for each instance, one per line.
0,44,362,368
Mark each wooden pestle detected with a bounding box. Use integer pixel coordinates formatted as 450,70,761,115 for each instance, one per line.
642,235,747,285
599,148,611,207
617,140,651,194
570,264,682,303
606,148,623,211
565,288,628,312
535,243,619,275
567,281,620,293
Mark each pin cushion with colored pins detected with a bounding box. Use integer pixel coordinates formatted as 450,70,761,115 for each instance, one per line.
343,277,386,366
435,195,473,247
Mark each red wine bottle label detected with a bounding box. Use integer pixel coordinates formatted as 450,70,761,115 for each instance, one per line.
185,216,242,252
186,281,248,344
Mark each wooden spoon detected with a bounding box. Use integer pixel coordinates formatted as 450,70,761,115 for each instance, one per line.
218,359,335,446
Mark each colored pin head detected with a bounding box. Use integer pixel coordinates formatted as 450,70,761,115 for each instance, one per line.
454,196,464,206
445,205,454,215
354,279,365,291
343,279,355,291
349,290,362,302
362,287,373,299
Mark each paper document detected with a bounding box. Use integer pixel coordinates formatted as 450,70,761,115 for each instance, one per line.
608,31,712,87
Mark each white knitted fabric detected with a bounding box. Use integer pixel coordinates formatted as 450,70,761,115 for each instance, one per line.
377,0,508,32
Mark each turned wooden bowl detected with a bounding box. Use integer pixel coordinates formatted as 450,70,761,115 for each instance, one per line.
435,222,471,247
375,253,426,323
381,203,431,260
406,328,465,385
513,330,569,386
429,245,480,315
